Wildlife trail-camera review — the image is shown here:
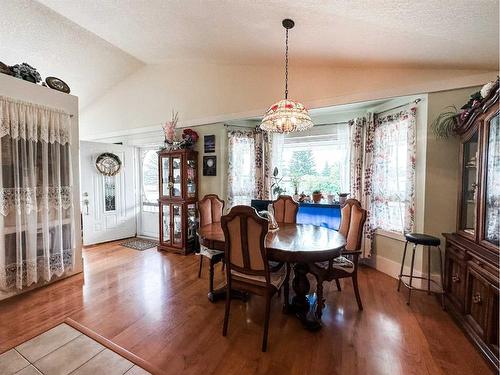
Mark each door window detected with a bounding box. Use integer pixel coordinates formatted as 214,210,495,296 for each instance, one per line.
142,149,159,212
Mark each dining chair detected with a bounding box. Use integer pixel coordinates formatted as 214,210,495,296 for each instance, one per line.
309,199,367,317
197,194,225,294
221,205,286,352
271,195,299,309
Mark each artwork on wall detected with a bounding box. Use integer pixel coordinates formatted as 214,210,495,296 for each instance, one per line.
204,135,215,153
95,152,122,176
203,156,216,176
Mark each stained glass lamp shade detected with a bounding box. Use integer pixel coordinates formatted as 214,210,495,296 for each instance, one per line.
261,99,313,133
260,19,313,134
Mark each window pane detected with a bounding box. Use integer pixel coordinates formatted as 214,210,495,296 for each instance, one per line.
103,175,116,212
142,150,159,212
279,123,349,199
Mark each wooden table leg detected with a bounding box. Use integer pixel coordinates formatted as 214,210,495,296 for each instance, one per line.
285,262,322,331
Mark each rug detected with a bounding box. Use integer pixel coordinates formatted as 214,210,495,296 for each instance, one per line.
120,238,158,251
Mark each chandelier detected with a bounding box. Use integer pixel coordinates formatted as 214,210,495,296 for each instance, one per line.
260,19,313,134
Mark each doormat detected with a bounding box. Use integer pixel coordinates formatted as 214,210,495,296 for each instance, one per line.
120,238,158,251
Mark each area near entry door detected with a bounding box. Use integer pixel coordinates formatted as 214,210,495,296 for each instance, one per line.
80,141,137,245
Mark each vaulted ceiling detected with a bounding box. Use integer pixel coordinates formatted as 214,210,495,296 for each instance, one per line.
1,0,498,108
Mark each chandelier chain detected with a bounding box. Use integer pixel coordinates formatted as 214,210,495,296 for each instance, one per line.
285,27,289,100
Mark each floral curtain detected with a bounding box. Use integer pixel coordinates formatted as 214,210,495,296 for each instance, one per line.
349,117,365,202
363,108,417,257
227,128,273,208
0,96,75,290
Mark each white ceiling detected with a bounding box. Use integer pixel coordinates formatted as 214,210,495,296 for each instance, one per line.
0,0,143,109
1,0,498,110
38,0,499,69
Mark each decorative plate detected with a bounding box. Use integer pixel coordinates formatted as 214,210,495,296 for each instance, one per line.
0,61,13,76
95,153,122,176
45,76,71,93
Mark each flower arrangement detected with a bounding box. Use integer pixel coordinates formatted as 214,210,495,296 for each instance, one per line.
161,111,199,150
10,63,42,83
431,79,498,138
182,128,199,148
162,110,178,144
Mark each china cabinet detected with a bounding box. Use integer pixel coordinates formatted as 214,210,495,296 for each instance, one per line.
444,80,499,371
158,149,198,254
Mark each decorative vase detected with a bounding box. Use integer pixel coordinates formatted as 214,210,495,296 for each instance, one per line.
312,192,322,203
339,193,349,206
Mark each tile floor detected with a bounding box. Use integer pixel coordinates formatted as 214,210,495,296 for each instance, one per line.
0,324,150,375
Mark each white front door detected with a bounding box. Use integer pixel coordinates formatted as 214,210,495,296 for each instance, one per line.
138,148,159,239
80,141,137,245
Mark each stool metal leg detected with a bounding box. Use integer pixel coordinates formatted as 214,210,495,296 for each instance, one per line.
407,243,417,305
438,246,446,310
427,246,431,295
397,241,409,292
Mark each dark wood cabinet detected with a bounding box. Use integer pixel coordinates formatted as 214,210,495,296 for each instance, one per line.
444,80,499,372
158,149,198,254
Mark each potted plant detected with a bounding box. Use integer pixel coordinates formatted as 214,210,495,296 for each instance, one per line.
312,190,323,203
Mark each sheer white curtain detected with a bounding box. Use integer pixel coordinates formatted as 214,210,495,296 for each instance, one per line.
227,130,256,207
0,96,75,290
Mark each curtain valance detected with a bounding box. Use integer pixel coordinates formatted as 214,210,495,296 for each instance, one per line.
0,96,71,145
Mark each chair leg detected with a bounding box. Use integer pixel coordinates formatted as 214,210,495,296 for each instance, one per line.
438,246,446,310
283,263,290,311
316,277,324,319
198,256,203,278
352,274,363,311
262,291,272,352
335,279,342,291
397,241,409,292
222,285,231,337
221,260,225,272
209,259,215,294
427,246,431,295
407,244,417,305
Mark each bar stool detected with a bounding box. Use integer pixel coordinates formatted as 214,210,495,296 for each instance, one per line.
397,233,445,309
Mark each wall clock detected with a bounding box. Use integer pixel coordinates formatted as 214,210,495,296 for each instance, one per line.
95,152,122,176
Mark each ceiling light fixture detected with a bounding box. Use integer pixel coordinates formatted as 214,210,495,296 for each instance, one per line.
260,19,313,134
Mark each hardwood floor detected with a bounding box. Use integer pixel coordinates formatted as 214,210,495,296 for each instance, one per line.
0,241,493,375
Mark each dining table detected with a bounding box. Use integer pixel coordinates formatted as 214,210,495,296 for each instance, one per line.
198,222,346,331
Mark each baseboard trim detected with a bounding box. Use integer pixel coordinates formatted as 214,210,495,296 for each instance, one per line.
65,318,165,375
364,255,443,290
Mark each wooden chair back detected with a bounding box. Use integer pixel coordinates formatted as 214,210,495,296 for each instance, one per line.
198,194,225,226
272,195,299,224
221,205,270,281
338,199,367,251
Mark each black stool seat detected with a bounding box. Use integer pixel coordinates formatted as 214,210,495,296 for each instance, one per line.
405,233,440,247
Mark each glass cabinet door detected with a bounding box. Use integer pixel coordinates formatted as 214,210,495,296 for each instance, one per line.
161,203,171,245
172,157,182,197
484,113,500,246
172,204,183,246
460,131,479,235
186,157,197,198
161,156,170,197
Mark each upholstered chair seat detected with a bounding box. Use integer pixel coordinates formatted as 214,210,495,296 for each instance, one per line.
197,194,225,295
230,264,287,289
317,256,355,274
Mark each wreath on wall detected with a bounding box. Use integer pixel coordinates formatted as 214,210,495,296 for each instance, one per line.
95,153,122,176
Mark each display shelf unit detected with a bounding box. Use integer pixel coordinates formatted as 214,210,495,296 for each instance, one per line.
158,148,198,254
444,80,499,372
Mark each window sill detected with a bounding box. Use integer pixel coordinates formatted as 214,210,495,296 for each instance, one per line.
375,229,406,242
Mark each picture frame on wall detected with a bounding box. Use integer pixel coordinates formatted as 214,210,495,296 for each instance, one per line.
203,156,217,176
204,135,215,153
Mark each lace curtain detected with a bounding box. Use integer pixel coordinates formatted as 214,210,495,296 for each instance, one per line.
227,128,273,207
0,96,75,290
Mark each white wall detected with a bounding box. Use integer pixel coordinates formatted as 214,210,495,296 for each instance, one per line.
80,60,496,140
0,74,82,300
